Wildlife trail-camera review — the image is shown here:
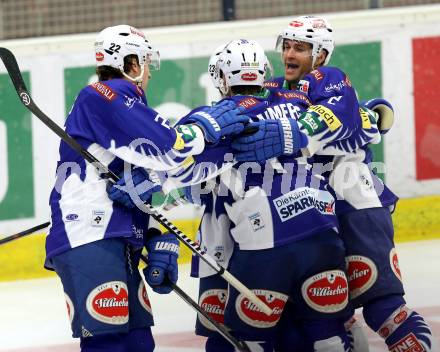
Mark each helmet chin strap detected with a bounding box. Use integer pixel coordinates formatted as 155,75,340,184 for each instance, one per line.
120,65,145,86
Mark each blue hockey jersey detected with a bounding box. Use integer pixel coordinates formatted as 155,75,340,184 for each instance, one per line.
46,79,205,267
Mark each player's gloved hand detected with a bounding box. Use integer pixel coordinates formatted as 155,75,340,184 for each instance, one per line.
107,168,161,208
186,100,249,144
144,232,179,294
361,98,394,134
231,118,307,162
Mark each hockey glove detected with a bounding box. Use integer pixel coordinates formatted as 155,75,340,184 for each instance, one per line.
186,100,249,144
361,98,394,134
231,118,307,162
107,168,161,209
144,232,179,294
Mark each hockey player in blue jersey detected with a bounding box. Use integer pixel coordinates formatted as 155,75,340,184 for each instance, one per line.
45,25,249,352
233,15,435,351
181,39,356,352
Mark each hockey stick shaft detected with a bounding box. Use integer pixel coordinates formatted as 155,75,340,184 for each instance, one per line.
0,47,271,315
139,255,250,352
0,222,51,245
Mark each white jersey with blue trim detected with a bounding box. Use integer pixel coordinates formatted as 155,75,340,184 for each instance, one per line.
46,79,205,266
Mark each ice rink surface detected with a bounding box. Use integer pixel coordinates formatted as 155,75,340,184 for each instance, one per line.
0,239,439,352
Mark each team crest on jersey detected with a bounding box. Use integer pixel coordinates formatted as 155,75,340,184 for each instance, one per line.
91,210,105,227
389,248,403,281
137,281,153,315
297,80,309,93
301,270,349,313
86,281,129,325
198,289,228,330
235,289,288,328
248,212,265,231
90,82,117,101
65,293,75,324
238,97,259,109
346,255,378,299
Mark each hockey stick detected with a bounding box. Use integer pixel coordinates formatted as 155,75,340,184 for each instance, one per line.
139,255,250,352
0,222,50,245
0,47,272,315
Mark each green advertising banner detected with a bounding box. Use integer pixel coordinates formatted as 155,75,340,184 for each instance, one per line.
0,72,34,220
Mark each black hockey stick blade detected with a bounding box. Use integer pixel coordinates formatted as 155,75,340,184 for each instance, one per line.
0,47,272,315
0,222,50,245
140,255,250,352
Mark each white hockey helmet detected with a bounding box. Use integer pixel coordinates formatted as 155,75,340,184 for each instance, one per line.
216,39,271,95
208,44,227,89
94,24,160,83
276,15,334,66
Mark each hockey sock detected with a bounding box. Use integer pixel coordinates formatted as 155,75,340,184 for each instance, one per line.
363,295,435,351
125,328,155,352
80,333,125,352
205,336,235,352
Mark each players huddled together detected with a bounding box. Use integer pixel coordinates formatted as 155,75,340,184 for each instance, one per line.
46,16,435,352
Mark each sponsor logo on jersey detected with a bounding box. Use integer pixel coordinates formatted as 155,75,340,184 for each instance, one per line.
389,333,425,352
390,248,402,281
301,270,349,313
137,281,153,315
263,81,280,88
345,75,352,87
289,20,304,27
238,97,259,109
235,289,288,328
198,289,227,330
65,293,75,324
297,80,309,93
277,91,312,105
90,82,117,101
310,69,324,81
241,72,258,81
65,213,79,221
273,187,335,222
248,212,265,231
86,281,129,325
256,103,301,121
95,52,104,62
299,112,324,136
324,80,347,93
308,105,342,131
346,255,378,299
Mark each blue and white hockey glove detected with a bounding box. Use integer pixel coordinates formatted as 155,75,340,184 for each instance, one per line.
361,98,394,134
187,100,249,144
144,232,179,294
107,168,161,208
231,118,307,162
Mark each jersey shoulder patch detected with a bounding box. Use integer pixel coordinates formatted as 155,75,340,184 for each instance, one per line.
88,82,117,102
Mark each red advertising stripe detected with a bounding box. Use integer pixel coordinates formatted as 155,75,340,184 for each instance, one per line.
413,37,440,180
